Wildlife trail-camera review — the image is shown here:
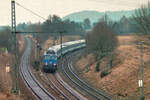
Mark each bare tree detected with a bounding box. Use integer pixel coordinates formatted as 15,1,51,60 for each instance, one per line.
133,2,150,34
0,28,14,53
87,21,118,72
87,22,117,60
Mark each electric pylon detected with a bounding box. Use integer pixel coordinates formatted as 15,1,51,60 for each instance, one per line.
11,0,19,94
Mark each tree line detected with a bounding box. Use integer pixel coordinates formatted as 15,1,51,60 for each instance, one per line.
86,15,118,74
0,27,14,53
17,15,90,43
85,1,150,81
17,15,89,35
0,1,149,53
133,2,150,34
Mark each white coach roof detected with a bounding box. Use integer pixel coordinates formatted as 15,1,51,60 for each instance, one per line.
46,39,85,54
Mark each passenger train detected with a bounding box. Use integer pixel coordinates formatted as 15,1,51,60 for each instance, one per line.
42,40,86,73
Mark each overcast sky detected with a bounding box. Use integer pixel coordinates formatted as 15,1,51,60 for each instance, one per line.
0,0,149,26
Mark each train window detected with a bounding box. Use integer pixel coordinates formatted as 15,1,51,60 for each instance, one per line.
47,50,55,54
52,56,57,60
45,55,50,59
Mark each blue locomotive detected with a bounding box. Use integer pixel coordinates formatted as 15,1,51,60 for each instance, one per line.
42,40,86,73
42,49,57,73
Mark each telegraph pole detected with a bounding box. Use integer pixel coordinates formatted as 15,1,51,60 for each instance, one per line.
11,0,19,93
139,41,144,100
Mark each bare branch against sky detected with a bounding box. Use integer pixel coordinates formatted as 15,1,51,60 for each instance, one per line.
0,0,149,26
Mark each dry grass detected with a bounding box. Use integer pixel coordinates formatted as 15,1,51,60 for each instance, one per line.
76,35,150,100
0,54,22,100
0,54,12,92
0,35,27,100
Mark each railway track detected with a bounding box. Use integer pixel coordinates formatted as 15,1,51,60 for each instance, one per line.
61,52,113,100
20,38,56,100
45,74,71,100
20,38,113,100
54,73,88,100
68,63,113,100
20,38,88,100
33,68,86,100
33,72,70,100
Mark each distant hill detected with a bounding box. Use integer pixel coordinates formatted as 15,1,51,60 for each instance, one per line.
62,10,135,23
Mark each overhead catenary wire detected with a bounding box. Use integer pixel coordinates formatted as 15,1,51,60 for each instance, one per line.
15,2,46,20
13,2,70,34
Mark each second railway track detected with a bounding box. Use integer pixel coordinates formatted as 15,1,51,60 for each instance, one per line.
46,73,87,100
20,38,56,100
60,51,113,100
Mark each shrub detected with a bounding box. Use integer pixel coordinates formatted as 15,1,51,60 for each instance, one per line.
86,21,118,61
95,61,100,72
100,70,110,78
139,94,145,100
121,99,128,100
0,28,14,53
34,60,40,71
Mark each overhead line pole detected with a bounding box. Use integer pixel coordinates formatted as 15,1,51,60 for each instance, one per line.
11,0,19,94
139,41,144,99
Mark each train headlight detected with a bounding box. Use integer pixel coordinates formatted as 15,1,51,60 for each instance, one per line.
45,62,48,66
53,63,57,66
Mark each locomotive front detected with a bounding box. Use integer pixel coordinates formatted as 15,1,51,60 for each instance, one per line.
43,50,58,73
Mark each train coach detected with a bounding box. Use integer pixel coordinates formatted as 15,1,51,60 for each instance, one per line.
42,40,86,73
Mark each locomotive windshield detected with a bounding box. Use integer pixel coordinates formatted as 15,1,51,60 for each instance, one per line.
52,56,57,60
47,50,55,54
44,55,50,60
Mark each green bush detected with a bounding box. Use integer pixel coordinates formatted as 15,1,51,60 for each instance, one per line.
139,95,145,100
34,60,40,71
100,70,110,78
0,27,14,53
95,62,100,72
1,48,7,53
121,99,127,100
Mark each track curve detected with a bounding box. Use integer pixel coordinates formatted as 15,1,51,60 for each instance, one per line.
60,50,113,100
68,62,112,100
20,38,56,100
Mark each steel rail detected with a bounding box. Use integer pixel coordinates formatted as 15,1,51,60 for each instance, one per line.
62,60,102,100
54,74,84,100
68,62,112,100
46,74,71,100
20,38,56,100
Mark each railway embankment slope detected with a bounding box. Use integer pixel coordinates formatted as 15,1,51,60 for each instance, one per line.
0,34,24,100
74,35,150,100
